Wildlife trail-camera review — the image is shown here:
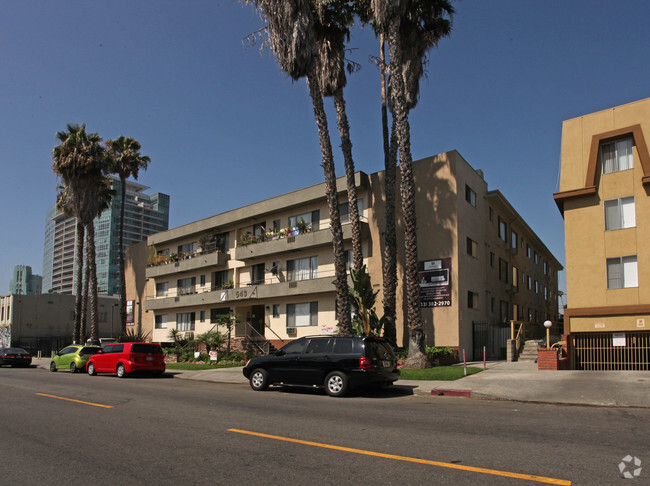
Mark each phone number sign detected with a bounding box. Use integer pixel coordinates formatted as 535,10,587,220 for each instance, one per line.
419,258,452,307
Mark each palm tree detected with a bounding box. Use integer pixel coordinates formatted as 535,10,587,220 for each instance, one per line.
245,0,352,332
368,0,454,366
312,0,363,273
52,124,105,343
105,136,150,334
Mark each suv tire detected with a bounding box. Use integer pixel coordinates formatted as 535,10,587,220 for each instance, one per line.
325,371,349,397
249,369,269,391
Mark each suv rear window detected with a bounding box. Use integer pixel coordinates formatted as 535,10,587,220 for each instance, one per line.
131,344,163,354
366,340,394,359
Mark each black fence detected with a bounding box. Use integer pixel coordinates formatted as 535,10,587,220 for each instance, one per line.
472,321,510,360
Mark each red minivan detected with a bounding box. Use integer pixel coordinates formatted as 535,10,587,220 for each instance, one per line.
86,342,165,378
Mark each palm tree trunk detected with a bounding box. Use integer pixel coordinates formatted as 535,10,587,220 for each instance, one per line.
81,237,90,344
333,88,362,273
87,223,100,345
379,34,398,348
119,176,127,335
73,220,85,344
387,17,426,365
307,72,351,333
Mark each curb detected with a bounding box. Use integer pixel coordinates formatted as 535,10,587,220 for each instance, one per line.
432,388,471,397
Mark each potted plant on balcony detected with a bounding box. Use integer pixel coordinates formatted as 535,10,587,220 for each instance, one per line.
296,218,310,234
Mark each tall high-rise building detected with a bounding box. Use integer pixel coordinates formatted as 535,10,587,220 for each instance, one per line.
9,265,42,295
43,179,169,295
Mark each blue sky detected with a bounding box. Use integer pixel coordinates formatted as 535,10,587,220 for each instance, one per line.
2,0,649,303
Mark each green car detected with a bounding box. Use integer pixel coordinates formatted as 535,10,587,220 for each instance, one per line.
50,345,102,373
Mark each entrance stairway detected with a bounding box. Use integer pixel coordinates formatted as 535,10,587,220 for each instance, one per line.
518,340,540,362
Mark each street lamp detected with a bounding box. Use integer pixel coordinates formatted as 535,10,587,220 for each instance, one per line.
544,320,552,348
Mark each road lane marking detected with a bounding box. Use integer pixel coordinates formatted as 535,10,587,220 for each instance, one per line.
228,428,571,485
36,393,114,409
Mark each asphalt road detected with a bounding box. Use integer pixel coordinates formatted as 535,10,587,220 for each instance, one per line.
1,366,648,485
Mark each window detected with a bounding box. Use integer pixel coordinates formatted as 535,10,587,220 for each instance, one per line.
289,210,320,231
212,270,229,290
155,314,168,329
535,281,539,294
602,138,633,174
534,251,539,264
287,256,318,281
499,258,508,283
527,244,531,259
200,310,205,322
156,282,169,297
176,312,195,331
489,252,495,268
210,308,230,324
500,301,509,323
178,242,197,254
200,274,206,286
604,197,635,230
213,232,229,253
273,304,280,318
287,302,318,327
511,230,518,249
177,277,196,295
251,263,265,285
512,266,519,287
340,200,363,223
607,256,638,289
527,276,532,290
489,207,493,221
498,217,507,242
465,185,476,207
253,223,265,236
467,291,478,309
466,237,478,258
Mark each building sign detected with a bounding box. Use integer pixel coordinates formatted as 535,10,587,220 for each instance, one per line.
419,258,452,307
613,333,626,347
126,300,134,325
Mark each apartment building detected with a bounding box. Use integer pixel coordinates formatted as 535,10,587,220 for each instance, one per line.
43,179,169,295
554,97,650,370
143,151,561,359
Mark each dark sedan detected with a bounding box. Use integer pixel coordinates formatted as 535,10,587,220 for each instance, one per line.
0,347,32,367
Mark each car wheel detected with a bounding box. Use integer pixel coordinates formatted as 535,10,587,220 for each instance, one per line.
325,371,349,397
87,363,96,376
116,364,126,378
70,362,77,373
249,369,269,391
49,361,57,372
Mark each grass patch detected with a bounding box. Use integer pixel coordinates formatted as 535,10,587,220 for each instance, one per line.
399,366,482,381
166,362,244,370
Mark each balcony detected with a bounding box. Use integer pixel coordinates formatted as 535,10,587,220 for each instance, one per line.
234,221,368,261
146,250,230,278
145,271,351,311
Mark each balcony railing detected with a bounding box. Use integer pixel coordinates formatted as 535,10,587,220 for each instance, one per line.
146,249,230,278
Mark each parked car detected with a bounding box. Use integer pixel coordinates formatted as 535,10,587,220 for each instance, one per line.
0,347,32,367
50,345,102,373
243,335,400,397
86,342,166,378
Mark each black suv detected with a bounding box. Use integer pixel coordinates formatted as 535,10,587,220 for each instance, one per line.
242,335,399,396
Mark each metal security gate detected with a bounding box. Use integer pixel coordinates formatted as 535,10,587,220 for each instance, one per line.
571,331,650,370
473,321,510,360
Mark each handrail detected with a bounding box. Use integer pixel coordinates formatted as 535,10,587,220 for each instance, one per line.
243,322,270,355
511,320,528,359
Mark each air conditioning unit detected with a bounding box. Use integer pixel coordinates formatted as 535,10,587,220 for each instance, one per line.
286,327,297,336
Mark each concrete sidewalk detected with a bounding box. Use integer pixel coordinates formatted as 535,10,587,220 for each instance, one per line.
32,358,650,408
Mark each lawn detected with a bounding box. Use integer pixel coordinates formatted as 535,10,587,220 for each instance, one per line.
399,366,482,381
165,362,244,370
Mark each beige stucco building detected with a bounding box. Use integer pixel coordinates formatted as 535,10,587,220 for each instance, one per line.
138,151,561,360
554,97,650,370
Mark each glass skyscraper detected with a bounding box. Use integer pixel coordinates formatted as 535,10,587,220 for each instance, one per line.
43,179,169,295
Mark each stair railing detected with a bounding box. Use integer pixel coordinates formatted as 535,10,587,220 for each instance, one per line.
511,321,528,359
243,322,270,355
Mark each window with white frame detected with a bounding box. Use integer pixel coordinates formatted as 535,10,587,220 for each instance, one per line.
156,281,169,297
155,314,168,329
602,138,633,174
286,302,318,327
287,256,318,281
604,197,635,230
607,256,638,289
176,312,195,331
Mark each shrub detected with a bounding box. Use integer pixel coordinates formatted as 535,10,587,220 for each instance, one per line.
425,346,455,364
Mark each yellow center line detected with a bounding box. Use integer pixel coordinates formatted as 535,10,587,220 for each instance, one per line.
228,428,571,485
36,393,114,409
